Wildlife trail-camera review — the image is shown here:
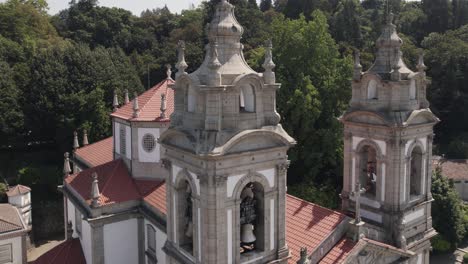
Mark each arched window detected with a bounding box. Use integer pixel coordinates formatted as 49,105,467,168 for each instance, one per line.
176,180,194,254
146,224,157,264
240,182,264,255
240,84,255,112
187,84,196,113
358,145,377,197
367,80,378,100
409,79,416,100
410,146,423,197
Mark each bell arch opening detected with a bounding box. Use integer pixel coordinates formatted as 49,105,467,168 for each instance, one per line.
186,84,197,113
410,146,423,197
239,182,265,255
410,79,417,100
358,145,378,198
367,79,378,100
239,84,255,113
175,179,194,255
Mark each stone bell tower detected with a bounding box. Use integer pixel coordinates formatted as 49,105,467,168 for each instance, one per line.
340,14,439,263
160,1,295,263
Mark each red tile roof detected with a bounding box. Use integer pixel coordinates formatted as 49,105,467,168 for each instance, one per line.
75,137,113,167
319,238,357,264
285,194,348,264
33,238,86,264
434,159,468,181
65,159,141,207
6,184,31,197
136,180,167,214
0,204,24,234
111,78,175,122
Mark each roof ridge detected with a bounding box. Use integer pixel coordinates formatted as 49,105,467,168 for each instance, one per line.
135,79,169,120
98,159,124,200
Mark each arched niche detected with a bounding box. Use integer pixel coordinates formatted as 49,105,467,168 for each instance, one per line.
232,173,271,257
407,142,426,198
354,140,384,199
240,84,255,112
367,79,378,100
187,84,197,113
173,170,197,255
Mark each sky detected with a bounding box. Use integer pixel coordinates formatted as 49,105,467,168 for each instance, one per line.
0,0,205,15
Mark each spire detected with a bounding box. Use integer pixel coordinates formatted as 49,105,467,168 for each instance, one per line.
262,39,276,84
166,64,172,80
90,172,100,208
113,89,119,112
63,152,71,177
353,50,362,81
73,131,79,150
82,129,89,146
206,0,243,44
133,92,140,118
176,40,188,76
160,93,167,119
417,51,427,73
124,89,130,104
368,12,412,78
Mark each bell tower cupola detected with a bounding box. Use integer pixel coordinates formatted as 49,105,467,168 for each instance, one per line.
160,1,295,263
340,13,439,264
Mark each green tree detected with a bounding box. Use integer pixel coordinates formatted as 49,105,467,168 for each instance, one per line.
422,0,452,33
332,0,363,48
432,167,466,246
260,0,273,12
271,11,352,190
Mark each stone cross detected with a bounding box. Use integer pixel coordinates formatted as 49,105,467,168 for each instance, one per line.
351,183,366,223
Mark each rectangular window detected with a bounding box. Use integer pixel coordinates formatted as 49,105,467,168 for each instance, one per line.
120,127,126,156
0,244,12,264
75,208,82,235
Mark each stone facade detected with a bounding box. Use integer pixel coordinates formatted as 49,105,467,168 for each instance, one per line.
159,1,294,263
340,14,439,264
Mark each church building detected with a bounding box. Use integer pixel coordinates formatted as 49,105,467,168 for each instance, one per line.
32,1,438,263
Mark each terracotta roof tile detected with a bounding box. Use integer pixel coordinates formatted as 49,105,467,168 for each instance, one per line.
0,204,24,234
285,194,348,264
319,238,357,264
65,159,140,207
434,159,468,181
135,180,167,214
111,79,175,122
75,137,113,167
6,185,31,197
33,238,86,264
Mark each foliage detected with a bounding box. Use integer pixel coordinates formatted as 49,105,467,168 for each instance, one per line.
431,234,452,253
432,167,466,246
271,11,352,185
288,181,339,209
464,252,468,264
0,183,7,202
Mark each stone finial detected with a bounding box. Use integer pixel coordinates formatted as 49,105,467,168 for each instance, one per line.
132,92,140,118
208,41,222,70
90,172,100,208
124,89,129,104
417,51,427,73
63,152,71,177
113,89,119,112
391,62,401,81
176,40,188,76
297,247,310,264
82,129,89,146
66,221,73,240
160,93,167,119
262,39,276,84
353,50,363,81
73,131,80,150
351,183,366,223
166,64,172,80
386,12,394,25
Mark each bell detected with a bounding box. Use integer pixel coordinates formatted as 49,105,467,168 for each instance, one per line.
185,221,193,238
241,224,256,244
